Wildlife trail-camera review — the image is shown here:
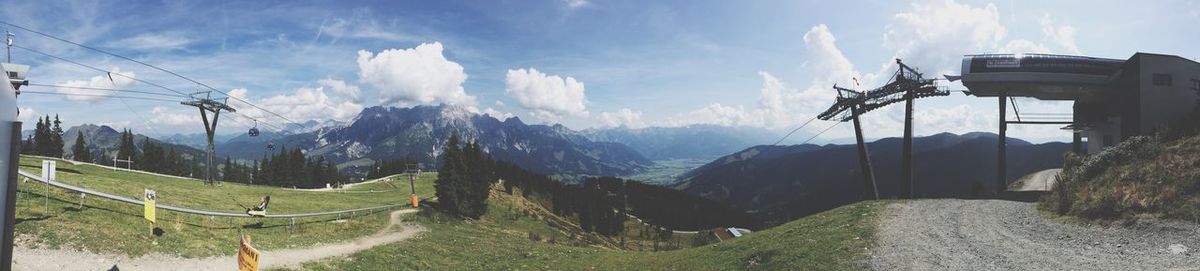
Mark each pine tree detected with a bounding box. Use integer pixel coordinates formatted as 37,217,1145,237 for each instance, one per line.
49,115,64,158
116,129,138,165
435,132,465,216
71,131,92,162
33,116,47,156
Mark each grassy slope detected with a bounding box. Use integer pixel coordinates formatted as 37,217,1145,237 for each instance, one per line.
300,191,883,271
14,156,436,257
1042,135,1200,222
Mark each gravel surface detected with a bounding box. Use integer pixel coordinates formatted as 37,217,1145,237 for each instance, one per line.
13,209,423,271
870,199,1200,271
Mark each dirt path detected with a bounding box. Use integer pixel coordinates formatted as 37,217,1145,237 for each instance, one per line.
1008,169,1061,192
13,209,423,271
870,199,1200,270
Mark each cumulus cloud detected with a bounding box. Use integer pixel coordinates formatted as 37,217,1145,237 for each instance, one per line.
148,106,193,125
55,67,136,102
1040,14,1080,54
357,42,476,107
482,107,515,120
318,78,362,102
504,68,588,121
227,82,365,126
666,25,854,130
883,0,1008,73
17,107,38,124
596,108,646,129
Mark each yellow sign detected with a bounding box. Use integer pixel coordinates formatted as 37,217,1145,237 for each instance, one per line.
143,189,156,223
238,235,261,271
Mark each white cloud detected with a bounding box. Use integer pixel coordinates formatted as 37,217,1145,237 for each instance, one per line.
148,106,192,125
999,39,1051,54
563,0,589,8
318,78,362,102
665,25,855,130
55,67,136,103
504,68,588,121
596,108,646,128
665,102,754,127
357,42,476,107
482,107,514,120
883,0,1008,73
227,83,364,126
1040,14,1080,54
109,32,192,50
17,107,38,124
318,14,411,44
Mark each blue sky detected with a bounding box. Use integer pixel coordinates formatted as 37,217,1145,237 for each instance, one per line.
2,0,1198,143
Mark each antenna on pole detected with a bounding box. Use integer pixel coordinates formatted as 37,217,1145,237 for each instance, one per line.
181,92,236,186
5,31,12,63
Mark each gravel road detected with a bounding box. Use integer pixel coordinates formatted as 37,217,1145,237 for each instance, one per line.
870,199,1200,271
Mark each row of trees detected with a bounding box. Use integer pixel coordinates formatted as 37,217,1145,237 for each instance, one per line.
219,146,347,188
21,115,66,158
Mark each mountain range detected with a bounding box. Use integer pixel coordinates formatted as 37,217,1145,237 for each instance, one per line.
673,132,1070,224
582,124,786,160
215,105,652,178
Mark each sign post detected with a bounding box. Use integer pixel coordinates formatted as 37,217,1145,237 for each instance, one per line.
238,235,261,271
143,189,156,225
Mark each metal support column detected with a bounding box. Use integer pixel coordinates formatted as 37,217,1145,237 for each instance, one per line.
850,105,878,200
998,92,1008,194
1,121,21,269
901,91,915,198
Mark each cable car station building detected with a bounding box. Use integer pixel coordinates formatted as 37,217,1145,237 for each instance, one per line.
957,52,1200,189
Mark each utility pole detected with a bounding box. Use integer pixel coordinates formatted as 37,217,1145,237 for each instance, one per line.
182,93,235,186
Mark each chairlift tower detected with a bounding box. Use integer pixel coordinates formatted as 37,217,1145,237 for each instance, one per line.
181,93,235,185
818,59,948,199
406,163,420,207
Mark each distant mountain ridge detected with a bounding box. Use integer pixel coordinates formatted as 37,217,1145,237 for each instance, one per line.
216,104,652,178
60,124,205,162
583,124,786,160
674,132,1070,224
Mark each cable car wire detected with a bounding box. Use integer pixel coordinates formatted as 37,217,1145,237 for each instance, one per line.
2,21,307,129
19,90,181,103
771,115,820,145
27,83,187,98
12,45,188,96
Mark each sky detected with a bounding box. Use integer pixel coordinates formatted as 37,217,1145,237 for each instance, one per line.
1,0,1198,143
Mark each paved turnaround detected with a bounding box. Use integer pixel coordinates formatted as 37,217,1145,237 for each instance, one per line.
870,199,1200,271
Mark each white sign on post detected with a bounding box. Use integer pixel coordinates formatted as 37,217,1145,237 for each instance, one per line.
40,160,55,181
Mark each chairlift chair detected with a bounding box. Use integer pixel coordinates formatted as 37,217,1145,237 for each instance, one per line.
248,120,261,137
266,142,275,150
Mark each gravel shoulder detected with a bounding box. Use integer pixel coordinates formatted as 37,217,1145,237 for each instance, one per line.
13,209,423,271
870,199,1200,271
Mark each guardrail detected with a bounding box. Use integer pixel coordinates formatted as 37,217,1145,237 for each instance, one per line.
17,170,404,219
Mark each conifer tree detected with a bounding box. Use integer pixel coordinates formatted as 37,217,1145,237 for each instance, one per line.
71,131,92,162
49,115,64,158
